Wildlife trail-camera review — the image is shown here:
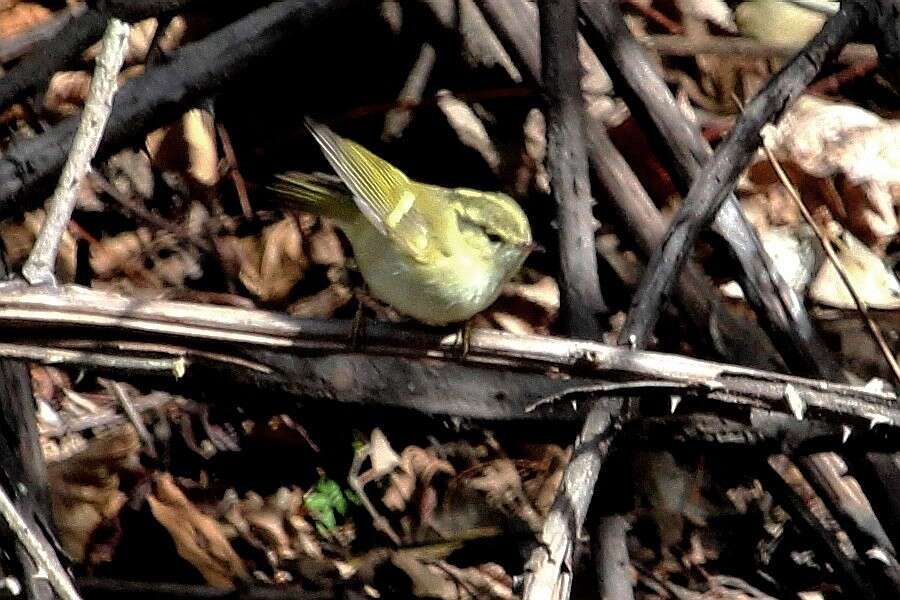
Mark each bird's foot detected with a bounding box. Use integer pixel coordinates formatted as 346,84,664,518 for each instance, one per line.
350,299,368,350
454,320,473,361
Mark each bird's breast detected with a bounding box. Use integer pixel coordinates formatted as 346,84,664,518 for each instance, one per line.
347,224,502,325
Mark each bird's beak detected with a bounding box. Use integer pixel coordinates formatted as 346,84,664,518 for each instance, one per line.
525,241,544,254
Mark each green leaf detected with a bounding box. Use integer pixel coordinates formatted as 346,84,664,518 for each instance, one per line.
305,477,351,530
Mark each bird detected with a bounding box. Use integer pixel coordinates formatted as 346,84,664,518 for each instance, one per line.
735,0,837,48
269,120,533,326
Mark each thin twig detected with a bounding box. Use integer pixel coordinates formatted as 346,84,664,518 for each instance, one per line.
0,485,82,600
640,35,875,64
216,122,253,219
0,342,185,375
764,455,878,599
110,381,159,457
88,171,212,252
759,133,900,385
21,18,131,285
523,402,621,600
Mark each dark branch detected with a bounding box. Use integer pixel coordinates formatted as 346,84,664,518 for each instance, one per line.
540,0,606,337
0,9,106,113
578,0,843,380
0,0,350,210
618,1,867,346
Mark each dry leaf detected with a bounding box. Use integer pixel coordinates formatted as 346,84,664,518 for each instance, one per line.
679,0,737,32
762,95,900,245
89,228,152,279
84,16,188,65
222,217,307,303
44,71,91,118
0,2,50,38
44,67,144,118
809,229,900,308
521,444,570,515
521,108,549,195
436,91,500,173
49,427,140,562
104,148,154,201
721,225,821,298
382,446,455,514
148,473,250,588
391,554,514,600
369,428,401,475
489,311,533,335
287,283,352,318
307,221,345,267
0,209,76,282
146,109,219,192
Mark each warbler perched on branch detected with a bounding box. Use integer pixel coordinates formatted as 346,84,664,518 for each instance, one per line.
270,120,533,325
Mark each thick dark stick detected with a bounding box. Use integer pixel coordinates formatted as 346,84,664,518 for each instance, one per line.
540,0,606,337
579,0,842,380
0,9,106,113
0,257,55,600
476,1,625,596
763,456,879,600
0,0,350,209
617,2,867,345
594,515,632,599
477,0,784,371
0,0,219,114
521,3,611,596
583,5,900,587
584,121,783,371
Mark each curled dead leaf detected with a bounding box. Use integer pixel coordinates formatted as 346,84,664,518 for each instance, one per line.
0,209,76,282
0,2,50,37
287,282,352,318
436,91,500,173
809,229,900,308
103,148,154,201
391,554,514,600
762,96,900,245
148,473,250,588
84,16,188,65
307,221,345,267
222,217,307,303
44,71,91,118
382,446,455,515
48,427,140,562
146,109,220,192
463,459,542,532
44,67,145,118
89,228,152,279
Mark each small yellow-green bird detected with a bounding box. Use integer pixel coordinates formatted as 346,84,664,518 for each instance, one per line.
270,120,533,325
735,0,837,47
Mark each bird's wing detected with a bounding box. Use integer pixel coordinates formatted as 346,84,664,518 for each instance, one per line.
306,119,448,262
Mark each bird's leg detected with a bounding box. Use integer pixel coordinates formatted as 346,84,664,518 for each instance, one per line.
454,319,473,360
350,292,368,350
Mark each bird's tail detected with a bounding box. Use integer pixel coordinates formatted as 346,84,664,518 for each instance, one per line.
268,172,357,222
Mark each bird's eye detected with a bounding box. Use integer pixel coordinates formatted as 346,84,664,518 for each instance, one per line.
486,232,503,244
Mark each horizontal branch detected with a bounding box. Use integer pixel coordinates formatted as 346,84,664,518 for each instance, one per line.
640,35,875,63
0,284,895,427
